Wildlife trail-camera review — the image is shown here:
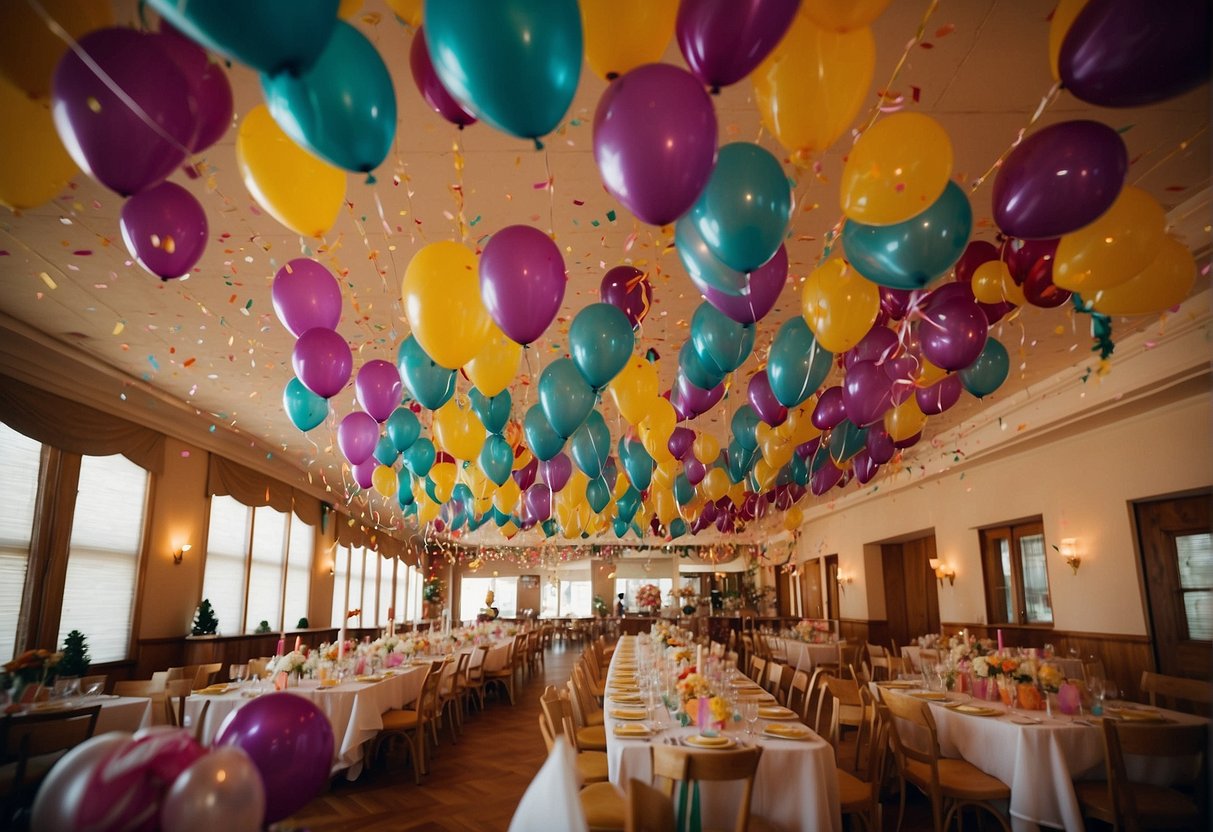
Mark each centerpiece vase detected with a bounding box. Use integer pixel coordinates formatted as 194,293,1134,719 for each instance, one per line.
997,676,1015,706
1016,682,1045,710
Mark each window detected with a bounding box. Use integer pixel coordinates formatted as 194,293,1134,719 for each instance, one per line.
980,519,1053,625
559,580,592,618
59,454,149,662
1176,533,1213,641
0,424,40,658
459,576,517,622
283,515,312,629
408,564,422,621
615,578,674,613
245,506,286,633
377,556,394,627
203,497,251,635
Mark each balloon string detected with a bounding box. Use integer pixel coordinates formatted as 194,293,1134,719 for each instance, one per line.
856,0,941,136
451,134,468,243
543,146,557,239
25,0,196,159
1130,124,1209,189
969,82,1062,194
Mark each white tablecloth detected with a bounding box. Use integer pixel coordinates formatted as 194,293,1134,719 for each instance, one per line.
606,637,841,832
18,695,153,735
781,639,845,673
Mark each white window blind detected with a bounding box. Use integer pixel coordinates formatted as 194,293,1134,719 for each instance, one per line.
0,423,41,657
349,547,365,628
202,496,250,636
331,544,350,628
59,454,147,662
410,565,422,621
283,517,312,630
245,506,286,633
377,556,393,627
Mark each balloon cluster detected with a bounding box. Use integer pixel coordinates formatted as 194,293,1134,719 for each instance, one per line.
29,693,333,831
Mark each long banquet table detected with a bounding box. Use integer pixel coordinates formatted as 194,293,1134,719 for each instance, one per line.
605,636,841,832
15,694,153,735
779,638,846,672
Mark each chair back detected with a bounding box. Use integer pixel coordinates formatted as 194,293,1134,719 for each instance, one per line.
193,663,223,690
625,778,677,832
3,703,102,793
1099,718,1208,830
570,665,601,725
1139,670,1213,713
917,648,940,672
539,685,568,744
467,644,490,682
247,657,270,679
880,689,943,783
764,661,782,697
748,655,767,688
787,669,810,718
164,678,193,726
651,744,764,832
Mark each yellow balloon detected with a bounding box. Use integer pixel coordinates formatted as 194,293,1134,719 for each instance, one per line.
0,78,77,211
372,464,397,498
494,477,521,514
651,459,676,490
463,463,494,500
801,0,891,31
473,493,493,515
416,494,440,524
609,355,660,424
841,113,953,225
512,446,533,472
1089,237,1196,316
727,481,747,506
385,0,423,26
752,458,778,492
761,434,795,470
783,505,804,532
1048,0,1089,81
1053,186,1166,293
884,396,927,442
432,398,485,461
338,0,363,18
783,402,821,447
0,0,112,99
429,461,456,504
692,433,721,465
639,399,677,462
752,12,875,162
500,520,519,540
402,241,491,369
654,489,679,526
917,357,948,387
236,105,345,238
464,322,522,397
701,468,729,503
612,473,631,500
802,259,880,352
581,0,677,81
972,260,1014,304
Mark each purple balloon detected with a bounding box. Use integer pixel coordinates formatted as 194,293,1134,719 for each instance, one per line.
668,427,695,460
668,387,694,423
894,431,922,450
272,258,343,338
853,451,879,484
865,424,895,465
1060,0,1211,108
540,453,573,492
524,483,552,523
796,437,821,460
916,375,963,415
919,296,989,371
157,29,233,152
953,240,1000,284
479,225,567,345
214,692,334,825
513,454,538,491
684,456,707,486
355,360,402,422
691,244,789,324
884,355,920,406
52,28,195,195
929,278,1013,326
810,460,843,496
844,325,901,370
600,265,653,329
338,410,379,465
292,327,352,399
674,374,726,416
879,287,915,321
119,182,208,281
811,386,847,431
843,360,894,428
992,120,1128,239
410,27,476,127
699,499,718,523
748,370,787,427
593,63,718,226
676,0,799,90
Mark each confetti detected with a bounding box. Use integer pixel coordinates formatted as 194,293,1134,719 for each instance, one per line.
38,272,57,289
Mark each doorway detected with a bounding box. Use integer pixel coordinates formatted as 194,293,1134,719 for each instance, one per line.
1135,492,1212,681
824,555,839,620
802,558,823,619
881,535,940,650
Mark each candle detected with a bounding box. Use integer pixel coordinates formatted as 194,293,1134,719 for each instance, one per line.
337,627,346,662
294,635,302,653
696,645,704,671
997,629,1004,652
275,637,285,657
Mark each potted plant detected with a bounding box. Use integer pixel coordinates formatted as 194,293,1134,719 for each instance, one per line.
191,598,219,636
254,620,272,634
57,630,90,679
422,575,445,618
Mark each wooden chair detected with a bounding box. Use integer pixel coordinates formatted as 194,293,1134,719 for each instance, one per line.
464,644,490,711
571,664,606,726
1,703,101,816
650,744,777,832
1140,671,1213,714
484,635,522,705
881,689,1012,832
247,657,270,679
810,668,838,737
838,702,892,832
370,659,443,783
867,643,892,682
1074,718,1207,832
538,686,610,785
113,672,168,722
786,668,811,720
916,648,941,675
763,661,782,698
438,651,470,742
748,656,767,689
165,665,199,685
625,778,676,832
192,662,223,690
566,680,608,752
164,679,210,743
823,673,874,772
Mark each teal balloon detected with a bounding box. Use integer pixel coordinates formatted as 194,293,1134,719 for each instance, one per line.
668,517,687,539
673,473,694,506
689,143,791,273
424,0,583,140
675,214,747,296
828,419,868,465
539,357,594,438
570,410,610,479
731,405,761,451
618,436,653,491
616,485,641,523
404,436,436,477
283,377,328,432
690,302,755,375
727,440,756,484
959,337,1009,399
842,181,973,290
397,482,415,508
479,433,514,486
469,387,512,435
424,474,441,504
542,519,558,538
385,407,421,452
397,336,456,411
678,341,725,390
465,513,485,532
586,477,611,513
790,453,809,486
768,318,833,407
486,506,507,527
524,404,565,462
451,483,474,505
261,21,396,173
810,444,833,474
373,435,399,467
569,303,634,390
613,517,631,538
776,463,795,487
402,501,418,517
147,0,338,75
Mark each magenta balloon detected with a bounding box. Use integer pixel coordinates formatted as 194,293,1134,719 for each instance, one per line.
593,63,718,226
674,374,725,416
928,279,1011,326
692,244,789,324
600,265,653,328
865,424,895,465
214,692,334,825
1002,237,1058,283
338,410,379,465
894,431,922,450
355,360,402,422
156,29,233,152
52,28,195,196
953,240,1000,284
916,374,963,415
668,387,694,422
699,498,717,522
853,451,879,485
540,453,573,492
919,296,989,371
879,286,914,321
796,437,821,460
292,327,352,398
884,355,920,406
479,225,567,345
524,483,552,522
77,727,204,831
684,456,707,486
811,385,847,430
676,0,800,90
1022,258,1072,308
844,325,901,370
119,182,208,281
715,507,733,533
747,370,787,427
668,427,695,460
810,460,843,496
843,360,894,427
512,454,538,490
272,258,343,337
30,732,133,832
992,120,1128,239
410,27,477,127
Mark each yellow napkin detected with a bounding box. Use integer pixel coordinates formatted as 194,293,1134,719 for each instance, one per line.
199,684,229,695
1108,707,1168,722
764,724,810,740
610,708,648,720
613,723,651,737
355,674,384,683
758,706,795,719
609,693,643,704
685,734,733,748
911,691,949,701
951,704,1001,717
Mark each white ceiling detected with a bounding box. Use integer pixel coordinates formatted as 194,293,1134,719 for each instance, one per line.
0,0,1208,550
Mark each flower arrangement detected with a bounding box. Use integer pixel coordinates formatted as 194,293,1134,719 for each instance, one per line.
1037,661,1065,693
3,649,61,692
674,586,698,600
272,650,308,677
676,670,712,702
423,576,445,603
722,593,743,612
635,583,662,612
790,619,834,644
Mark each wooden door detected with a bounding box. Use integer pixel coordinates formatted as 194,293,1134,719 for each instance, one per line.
775,570,792,617
802,559,823,619
1136,493,1212,680
882,536,940,649
824,555,839,620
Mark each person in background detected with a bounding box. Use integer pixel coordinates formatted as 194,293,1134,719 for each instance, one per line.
614,593,626,617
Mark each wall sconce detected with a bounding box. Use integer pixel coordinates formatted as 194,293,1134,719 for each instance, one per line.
928,558,956,586
836,572,852,593
172,543,191,566
1057,539,1081,574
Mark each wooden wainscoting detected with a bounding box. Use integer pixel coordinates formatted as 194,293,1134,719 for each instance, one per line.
839,619,890,653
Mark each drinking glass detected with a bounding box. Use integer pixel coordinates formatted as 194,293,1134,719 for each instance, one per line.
229,664,247,686
742,699,760,736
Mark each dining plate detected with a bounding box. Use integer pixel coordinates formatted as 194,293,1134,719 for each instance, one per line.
355,674,384,683
950,704,1002,717
613,723,652,737
758,706,797,720
198,684,230,695
684,734,735,749
611,708,649,721
1107,707,1170,723
910,691,949,701
877,681,918,689
763,724,811,740
609,694,644,704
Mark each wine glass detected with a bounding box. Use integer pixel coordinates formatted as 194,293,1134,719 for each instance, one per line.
741,699,760,736
229,664,247,687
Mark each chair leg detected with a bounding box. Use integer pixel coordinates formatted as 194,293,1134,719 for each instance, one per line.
895,775,907,832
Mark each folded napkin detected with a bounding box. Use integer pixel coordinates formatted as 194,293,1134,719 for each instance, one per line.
610,708,648,720
758,706,795,719
684,734,733,748
613,723,651,737
764,724,810,740
1108,707,1168,722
